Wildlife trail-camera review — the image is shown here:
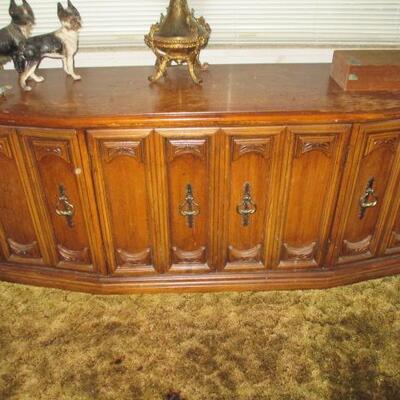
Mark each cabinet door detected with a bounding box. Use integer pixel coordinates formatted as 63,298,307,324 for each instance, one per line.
220,127,284,271
88,129,157,275
272,124,350,269
0,127,48,265
160,129,217,273
328,120,400,264
19,128,104,273
381,202,400,256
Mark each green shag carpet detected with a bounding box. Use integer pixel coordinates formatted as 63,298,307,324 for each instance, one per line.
0,277,399,400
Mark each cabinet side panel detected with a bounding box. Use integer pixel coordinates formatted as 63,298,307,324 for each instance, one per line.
0,132,42,263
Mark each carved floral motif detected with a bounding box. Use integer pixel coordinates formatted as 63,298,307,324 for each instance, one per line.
167,139,207,161
342,235,372,256
7,238,40,259
57,244,90,264
364,134,398,157
32,140,71,163
388,231,400,249
172,246,206,264
103,140,144,163
116,247,151,266
232,138,272,161
295,135,336,158
228,244,262,263
282,241,317,262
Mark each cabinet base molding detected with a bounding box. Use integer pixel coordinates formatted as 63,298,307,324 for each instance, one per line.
0,258,399,294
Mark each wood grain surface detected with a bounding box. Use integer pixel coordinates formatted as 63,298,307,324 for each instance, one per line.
0,64,400,128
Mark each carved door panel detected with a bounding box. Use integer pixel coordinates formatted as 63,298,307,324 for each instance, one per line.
88,129,157,275
220,127,284,271
381,202,400,256
328,120,400,264
160,129,217,273
272,124,351,269
0,127,48,265
18,128,104,273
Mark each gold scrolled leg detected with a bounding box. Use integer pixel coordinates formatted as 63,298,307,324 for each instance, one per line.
187,56,202,85
195,55,209,71
148,55,170,83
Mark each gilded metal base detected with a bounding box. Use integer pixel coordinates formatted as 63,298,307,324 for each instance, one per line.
148,53,208,84
145,0,211,85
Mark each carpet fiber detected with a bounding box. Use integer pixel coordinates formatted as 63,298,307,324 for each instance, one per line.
0,277,399,400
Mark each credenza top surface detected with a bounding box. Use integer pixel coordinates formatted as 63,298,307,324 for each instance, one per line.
1,63,400,128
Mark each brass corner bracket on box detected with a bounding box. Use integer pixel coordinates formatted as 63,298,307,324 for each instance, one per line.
144,0,211,84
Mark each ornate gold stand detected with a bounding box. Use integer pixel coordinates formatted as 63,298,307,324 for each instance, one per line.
145,0,211,84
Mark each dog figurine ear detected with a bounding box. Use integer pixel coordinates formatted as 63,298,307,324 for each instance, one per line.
57,2,66,19
9,0,18,17
22,0,35,22
67,0,79,15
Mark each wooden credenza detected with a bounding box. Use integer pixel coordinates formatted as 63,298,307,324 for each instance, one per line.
1,64,400,293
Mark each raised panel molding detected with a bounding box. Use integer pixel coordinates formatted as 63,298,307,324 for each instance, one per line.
57,244,90,264
102,140,144,163
282,242,317,262
228,244,262,263
7,238,40,259
116,248,151,266
364,134,398,157
342,235,372,257
167,139,207,161
388,231,400,249
295,135,336,158
172,246,206,264
231,137,272,161
32,140,71,163
0,137,12,159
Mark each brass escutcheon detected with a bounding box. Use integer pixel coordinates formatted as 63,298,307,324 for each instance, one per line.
237,182,257,226
55,184,75,228
359,177,378,219
179,184,200,228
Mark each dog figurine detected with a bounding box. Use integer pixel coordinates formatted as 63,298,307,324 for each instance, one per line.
0,0,35,95
13,0,82,92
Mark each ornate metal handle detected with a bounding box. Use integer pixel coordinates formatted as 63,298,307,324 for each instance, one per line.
55,184,75,228
179,184,200,228
237,182,257,226
359,177,378,219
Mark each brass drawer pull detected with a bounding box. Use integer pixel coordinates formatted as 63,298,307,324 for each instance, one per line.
359,177,378,219
237,182,257,226
179,184,199,228
55,184,75,228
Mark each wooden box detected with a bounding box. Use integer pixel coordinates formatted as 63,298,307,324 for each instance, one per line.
331,50,400,91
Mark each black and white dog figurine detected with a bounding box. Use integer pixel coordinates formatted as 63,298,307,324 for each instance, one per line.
0,0,35,95
13,0,82,92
